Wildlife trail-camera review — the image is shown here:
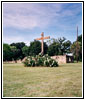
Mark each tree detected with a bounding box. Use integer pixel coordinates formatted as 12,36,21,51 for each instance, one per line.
71,42,81,62
47,42,59,56
28,40,48,56
29,40,41,56
3,43,12,61
78,34,82,43
10,42,25,49
43,42,48,54
10,46,20,62
71,34,82,62
10,42,26,60
63,40,72,53
77,34,82,61
47,37,71,56
22,46,30,57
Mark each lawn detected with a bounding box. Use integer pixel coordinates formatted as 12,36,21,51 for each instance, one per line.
3,63,82,97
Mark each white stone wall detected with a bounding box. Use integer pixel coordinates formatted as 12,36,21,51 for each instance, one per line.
51,55,66,64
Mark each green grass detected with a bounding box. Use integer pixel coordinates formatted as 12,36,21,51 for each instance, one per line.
3,63,82,97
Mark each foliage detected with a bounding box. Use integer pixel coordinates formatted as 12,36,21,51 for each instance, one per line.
3,43,12,61
10,42,25,60
3,42,26,61
22,46,30,57
28,40,41,56
43,42,48,54
47,43,59,56
10,42,25,49
78,34,82,43
23,53,58,67
3,41,48,61
28,40,48,56
71,35,82,61
47,37,71,56
10,46,20,61
71,42,81,61
3,35,82,62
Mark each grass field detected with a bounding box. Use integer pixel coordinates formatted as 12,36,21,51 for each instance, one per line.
3,63,82,97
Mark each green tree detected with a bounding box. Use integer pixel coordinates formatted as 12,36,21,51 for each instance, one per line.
71,34,82,61
3,43,12,61
10,46,20,62
43,42,48,54
10,42,25,49
47,37,71,56
78,34,82,43
29,40,41,56
10,42,25,60
63,40,72,53
77,34,82,61
22,46,30,57
29,40,48,56
47,43,59,56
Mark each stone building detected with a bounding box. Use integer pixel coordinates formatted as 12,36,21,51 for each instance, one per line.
51,53,74,64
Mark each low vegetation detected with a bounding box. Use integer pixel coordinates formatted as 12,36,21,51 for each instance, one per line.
23,53,58,67
3,63,82,97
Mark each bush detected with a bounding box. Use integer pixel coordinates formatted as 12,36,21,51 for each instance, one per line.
23,54,58,67
30,60,35,66
23,58,31,67
44,60,49,67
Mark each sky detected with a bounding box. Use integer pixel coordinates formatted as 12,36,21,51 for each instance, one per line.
3,2,82,46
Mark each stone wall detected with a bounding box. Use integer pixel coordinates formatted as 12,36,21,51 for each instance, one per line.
3,61,15,63
51,55,67,64
3,60,22,63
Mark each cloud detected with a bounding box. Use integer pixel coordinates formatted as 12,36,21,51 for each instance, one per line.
4,14,39,29
3,35,30,46
3,3,82,44
3,3,82,30
3,3,63,29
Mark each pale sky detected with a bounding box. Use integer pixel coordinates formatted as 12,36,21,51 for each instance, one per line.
3,2,82,46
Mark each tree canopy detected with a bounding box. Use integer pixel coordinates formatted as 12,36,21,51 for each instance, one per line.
71,35,82,61
10,42,25,60
3,35,82,62
47,37,71,56
3,43,12,61
28,40,48,56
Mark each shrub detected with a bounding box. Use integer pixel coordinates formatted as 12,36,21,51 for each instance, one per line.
23,54,58,67
37,58,44,66
50,60,58,67
23,59,31,67
30,60,35,66
44,60,49,67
